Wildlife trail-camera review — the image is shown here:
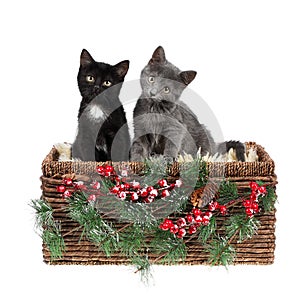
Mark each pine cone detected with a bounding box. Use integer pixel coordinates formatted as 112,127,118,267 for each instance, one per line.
190,182,220,208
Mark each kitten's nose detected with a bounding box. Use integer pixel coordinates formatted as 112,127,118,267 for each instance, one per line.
150,89,157,97
94,85,100,92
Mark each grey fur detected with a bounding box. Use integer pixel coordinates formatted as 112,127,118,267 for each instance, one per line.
131,46,245,162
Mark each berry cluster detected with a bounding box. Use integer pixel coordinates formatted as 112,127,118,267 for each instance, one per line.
159,206,217,238
57,164,182,204
243,181,267,218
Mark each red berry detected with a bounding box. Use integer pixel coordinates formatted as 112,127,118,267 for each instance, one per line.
118,191,127,200
131,192,139,201
96,166,105,175
144,196,155,203
208,201,219,211
149,189,158,197
202,216,210,225
140,188,148,197
176,217,186,227
245,208,253,216
219,205,227,215
105,165,114,172
161,189,170,198
194,215,202,223
258,186,267,195
158,179,168,187
160,222,170,231
192,208,202,216
110,186,119,194
177,228,186,238
186,214,194,223
243,200,252,208
63,190,72,198
147,186,154,192
250,182,259,191
250,192,257,202
188,225,197,234
169,183,176,190
123,183,130,190
57,185,66,193
170,224,179,234
251,202,259,213
63,178,73,186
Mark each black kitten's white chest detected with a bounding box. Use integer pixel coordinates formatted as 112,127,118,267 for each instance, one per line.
86,103,106,123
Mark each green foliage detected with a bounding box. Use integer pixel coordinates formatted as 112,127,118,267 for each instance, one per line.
151,229,187,264
225,214,260,243
42,228,65,260
262,186,277,212
207,236,236,266
31,198,65,260
218,181,239,204
198,216,217,243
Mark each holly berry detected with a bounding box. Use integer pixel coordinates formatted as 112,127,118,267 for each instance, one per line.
131,192,139,201
105,165,114,173
186,214,194,223
158,179,168,187
243,199,252,208
161,189,170,198
219,205,227,215
96,166,105,174
188,225,197,234
250,182,259,191
149,189,158,197
110,186,119,194
140,188,148,197
258,186,267,195
63,178,73,186
177,228,186,238
192,208,202,216
63,190,72,198
144,196,154,203
176,217,186,227
170,224,179,234
118,191,127,200
57,185,66,193
147,186,154,192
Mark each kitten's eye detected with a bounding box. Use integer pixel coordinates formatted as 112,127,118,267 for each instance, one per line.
102,80,112,87
86,75,95,83
148,76,155,83
163,87,170,94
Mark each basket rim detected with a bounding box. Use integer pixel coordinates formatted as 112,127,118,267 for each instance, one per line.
41,141,276,178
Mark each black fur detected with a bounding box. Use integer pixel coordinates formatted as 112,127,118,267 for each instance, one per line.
72,49,131,161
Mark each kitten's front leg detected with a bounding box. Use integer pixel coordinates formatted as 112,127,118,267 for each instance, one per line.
163,134,184,163
130,136,150,161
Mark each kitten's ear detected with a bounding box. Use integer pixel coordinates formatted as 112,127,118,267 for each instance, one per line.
180,71,197,85
149,46,166,65
80,49,94,67
114,60,130,78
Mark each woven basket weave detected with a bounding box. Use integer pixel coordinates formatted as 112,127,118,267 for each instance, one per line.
40,142,277,265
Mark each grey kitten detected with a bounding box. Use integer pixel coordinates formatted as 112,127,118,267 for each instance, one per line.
130,46,245,162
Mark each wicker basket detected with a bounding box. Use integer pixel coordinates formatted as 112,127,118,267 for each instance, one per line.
40,142,277,265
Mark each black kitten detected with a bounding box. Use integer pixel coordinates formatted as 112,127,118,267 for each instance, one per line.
131,46,245,162
72,49,131,161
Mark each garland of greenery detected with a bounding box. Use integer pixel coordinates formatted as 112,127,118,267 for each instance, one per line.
31,158,276,281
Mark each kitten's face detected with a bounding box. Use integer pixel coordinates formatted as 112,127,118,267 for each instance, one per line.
140,46,196,102
77,49,129,101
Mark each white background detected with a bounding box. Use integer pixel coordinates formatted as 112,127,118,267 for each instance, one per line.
1,0,299,298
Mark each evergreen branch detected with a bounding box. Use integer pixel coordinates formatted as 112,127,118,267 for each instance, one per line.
262,186,277,212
